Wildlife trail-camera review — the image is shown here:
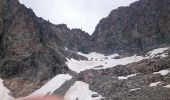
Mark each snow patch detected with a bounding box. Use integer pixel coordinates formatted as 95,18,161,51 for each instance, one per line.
67,47,169,73
67,55,144,73
18,74,72,99
148,47,169,58
153,69,170,76
164,85,170,88
64,81,104,100
118,74,137,80
0,78,14,100
64,47,68,50
129,88,141,91
78,52,119,60
149,82,162,87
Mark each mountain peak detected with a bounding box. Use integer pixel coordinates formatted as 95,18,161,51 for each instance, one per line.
91,0,170,54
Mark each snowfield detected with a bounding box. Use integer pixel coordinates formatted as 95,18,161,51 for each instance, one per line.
0,47,169,100
67,55,144,73
67,47,170,73
18,74,72,100
30,74,72,96
64,81,104,100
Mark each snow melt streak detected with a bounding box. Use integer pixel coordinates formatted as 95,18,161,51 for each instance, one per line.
118,73,137,80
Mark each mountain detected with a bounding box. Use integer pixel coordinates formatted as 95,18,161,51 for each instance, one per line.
61,49,170,100
0,0,88,97
0,0,170,99
91,0,170,54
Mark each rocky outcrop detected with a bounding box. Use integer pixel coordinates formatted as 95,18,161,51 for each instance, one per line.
91,0,170,54
0,0,89,97
60,51,170,100
64,29,91,53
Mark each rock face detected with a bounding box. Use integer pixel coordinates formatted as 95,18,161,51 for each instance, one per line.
0,0,89,97
0,0,170,99
64,29,91,53
91,0,170,54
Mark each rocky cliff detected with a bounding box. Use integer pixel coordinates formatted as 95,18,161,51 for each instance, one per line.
0,0,88,97
0,0,170,99
91,0,170,54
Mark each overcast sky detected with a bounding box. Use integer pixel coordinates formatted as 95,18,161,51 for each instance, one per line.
19,0,137,34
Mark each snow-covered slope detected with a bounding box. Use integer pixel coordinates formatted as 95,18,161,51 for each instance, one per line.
64,81,103,100
148,47,170,58
0,47,169,100
30,74,72,96
67,47,169,73
0,74,102,100
0,74,72,100
18,74,72,100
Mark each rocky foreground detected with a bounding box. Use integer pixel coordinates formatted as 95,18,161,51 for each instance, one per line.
52,48,170,100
